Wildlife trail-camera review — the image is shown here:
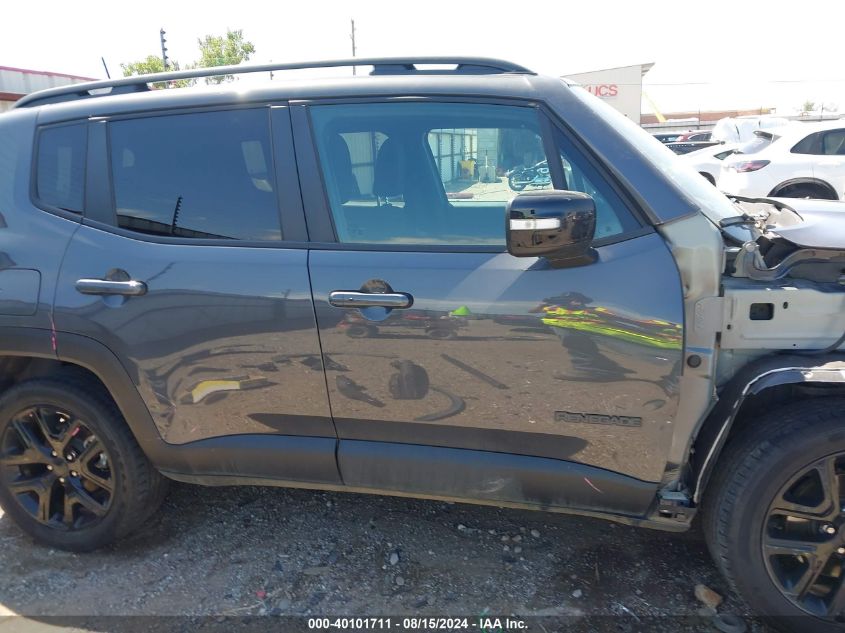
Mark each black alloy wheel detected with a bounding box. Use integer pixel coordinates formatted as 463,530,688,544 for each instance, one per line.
0,377,167,551
704,398,845,633
763,453,845,621
0,405,113,530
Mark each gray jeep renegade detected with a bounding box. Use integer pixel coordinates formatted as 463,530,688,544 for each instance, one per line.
2,57,845,631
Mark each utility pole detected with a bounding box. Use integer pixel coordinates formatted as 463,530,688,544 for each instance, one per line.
350,19,356,75
159,28,170,70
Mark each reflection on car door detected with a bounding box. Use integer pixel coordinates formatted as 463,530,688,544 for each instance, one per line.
300,100,685,515
54,107,339,484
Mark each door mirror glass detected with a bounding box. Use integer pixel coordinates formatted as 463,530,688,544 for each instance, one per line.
506,191,597,267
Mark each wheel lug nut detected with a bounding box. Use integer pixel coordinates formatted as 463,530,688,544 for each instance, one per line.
46,465,53,471
58,477,65,484
838,547,845,555
822,524,837,535
51,451,57,457
70,471,78,478
65,455,73,462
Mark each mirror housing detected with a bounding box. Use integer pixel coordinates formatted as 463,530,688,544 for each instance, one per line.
506,191,597,268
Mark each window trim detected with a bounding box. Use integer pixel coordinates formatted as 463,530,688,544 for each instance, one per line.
821,129,845,156
85,119,115,226
296,95,649,252
539,104,651,232
791,131,823,155
82,102,306,246
30,120,88,222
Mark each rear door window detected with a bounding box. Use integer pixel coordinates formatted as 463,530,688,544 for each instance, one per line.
108,109,281,240
36,123,87,213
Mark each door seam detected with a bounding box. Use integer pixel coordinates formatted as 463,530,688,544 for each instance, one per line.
306,248,344,484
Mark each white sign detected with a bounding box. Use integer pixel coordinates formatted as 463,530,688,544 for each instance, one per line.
564,63,653,122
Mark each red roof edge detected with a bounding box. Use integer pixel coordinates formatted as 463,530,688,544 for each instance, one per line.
0,65,97,81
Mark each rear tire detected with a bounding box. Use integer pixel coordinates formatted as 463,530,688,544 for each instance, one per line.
703,398,845,632
0,377,168,551
773,184,835,200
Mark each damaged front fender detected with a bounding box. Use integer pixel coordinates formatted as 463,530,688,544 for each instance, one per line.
691,353,845,503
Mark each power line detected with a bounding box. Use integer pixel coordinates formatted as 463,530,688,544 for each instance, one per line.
350,19,357,76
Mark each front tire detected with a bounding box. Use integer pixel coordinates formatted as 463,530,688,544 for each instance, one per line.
703,398,845,632
0,377,168,551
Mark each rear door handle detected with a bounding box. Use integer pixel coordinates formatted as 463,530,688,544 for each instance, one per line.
328,291,412,309
75,279,148,296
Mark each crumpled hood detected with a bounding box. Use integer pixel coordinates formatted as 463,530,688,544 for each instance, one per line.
766,198,845,249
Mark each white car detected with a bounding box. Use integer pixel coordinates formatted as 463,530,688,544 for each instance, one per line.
679,142,739,185
718,119,845,200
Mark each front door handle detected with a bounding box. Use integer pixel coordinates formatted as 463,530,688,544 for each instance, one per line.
329,291,412,309
75,279,148,296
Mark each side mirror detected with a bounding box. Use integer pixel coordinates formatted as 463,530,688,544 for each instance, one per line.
506,190,597,268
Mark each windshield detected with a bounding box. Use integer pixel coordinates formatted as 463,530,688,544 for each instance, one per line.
568,85,743,223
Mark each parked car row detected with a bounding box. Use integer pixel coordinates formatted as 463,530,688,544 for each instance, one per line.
652,130,719,155
652,130,713,144
677,119,845,200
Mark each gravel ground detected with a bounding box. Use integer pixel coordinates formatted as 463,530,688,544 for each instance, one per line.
0,482,772,633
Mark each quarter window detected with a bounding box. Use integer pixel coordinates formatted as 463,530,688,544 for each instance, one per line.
792,132,823,155
109,109,281,240
36,123,87,213
822,129,845,155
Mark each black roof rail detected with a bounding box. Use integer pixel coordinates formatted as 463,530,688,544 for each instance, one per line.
14,57,534,109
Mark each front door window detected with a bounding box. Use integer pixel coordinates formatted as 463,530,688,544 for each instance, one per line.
310,102,552,246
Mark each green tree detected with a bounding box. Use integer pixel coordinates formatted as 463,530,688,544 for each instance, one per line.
801,100,817,113
196,29,256,84
120,55,194,88
121,54,167,77
120,29,255,88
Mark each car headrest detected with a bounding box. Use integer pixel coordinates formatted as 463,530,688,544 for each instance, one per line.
326,134,361,203
373,138,404,199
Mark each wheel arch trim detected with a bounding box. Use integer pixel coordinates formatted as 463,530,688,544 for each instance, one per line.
692,353,845,503
768,177,838,199
0,326,164,456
